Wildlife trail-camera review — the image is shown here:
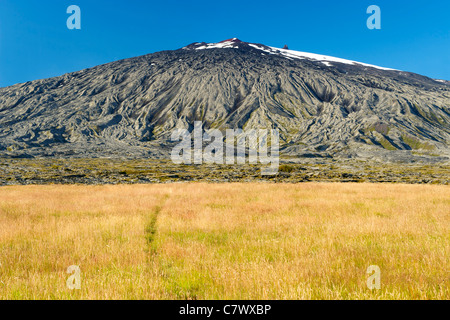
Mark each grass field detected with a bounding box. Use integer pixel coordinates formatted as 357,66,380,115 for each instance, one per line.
0,183,448,299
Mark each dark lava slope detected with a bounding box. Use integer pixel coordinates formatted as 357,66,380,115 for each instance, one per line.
0,38,449,161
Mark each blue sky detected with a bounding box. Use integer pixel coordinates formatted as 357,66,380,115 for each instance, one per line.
0,0,449,88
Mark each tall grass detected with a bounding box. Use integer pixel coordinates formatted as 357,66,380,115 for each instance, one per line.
0,183,448,299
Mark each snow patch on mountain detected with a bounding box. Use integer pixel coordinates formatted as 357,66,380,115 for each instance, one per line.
248,44,396,71
185,38,396,71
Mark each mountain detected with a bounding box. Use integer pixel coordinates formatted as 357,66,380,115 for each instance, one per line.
0,38,449,162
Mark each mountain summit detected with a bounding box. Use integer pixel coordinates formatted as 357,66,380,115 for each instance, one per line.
0,39,449,161
184,38,395,71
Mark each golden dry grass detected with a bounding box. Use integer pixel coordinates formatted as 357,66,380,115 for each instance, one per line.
0,183,448,299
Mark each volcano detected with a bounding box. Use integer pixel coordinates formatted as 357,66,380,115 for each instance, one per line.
0,38,449,162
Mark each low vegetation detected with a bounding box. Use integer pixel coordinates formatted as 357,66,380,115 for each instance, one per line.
0,158,448,185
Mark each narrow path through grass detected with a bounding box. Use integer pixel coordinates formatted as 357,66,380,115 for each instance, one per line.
145,194,170,254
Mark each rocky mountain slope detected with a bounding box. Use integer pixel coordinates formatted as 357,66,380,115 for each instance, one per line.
0,38,449,162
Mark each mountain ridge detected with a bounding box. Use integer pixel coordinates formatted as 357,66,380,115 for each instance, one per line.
0,39,449,162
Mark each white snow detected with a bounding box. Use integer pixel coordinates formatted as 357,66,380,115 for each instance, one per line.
189,40,396,71
195,39,241,50
249,44,395,71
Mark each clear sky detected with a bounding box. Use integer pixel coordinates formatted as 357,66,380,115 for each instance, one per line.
0,0,449,88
